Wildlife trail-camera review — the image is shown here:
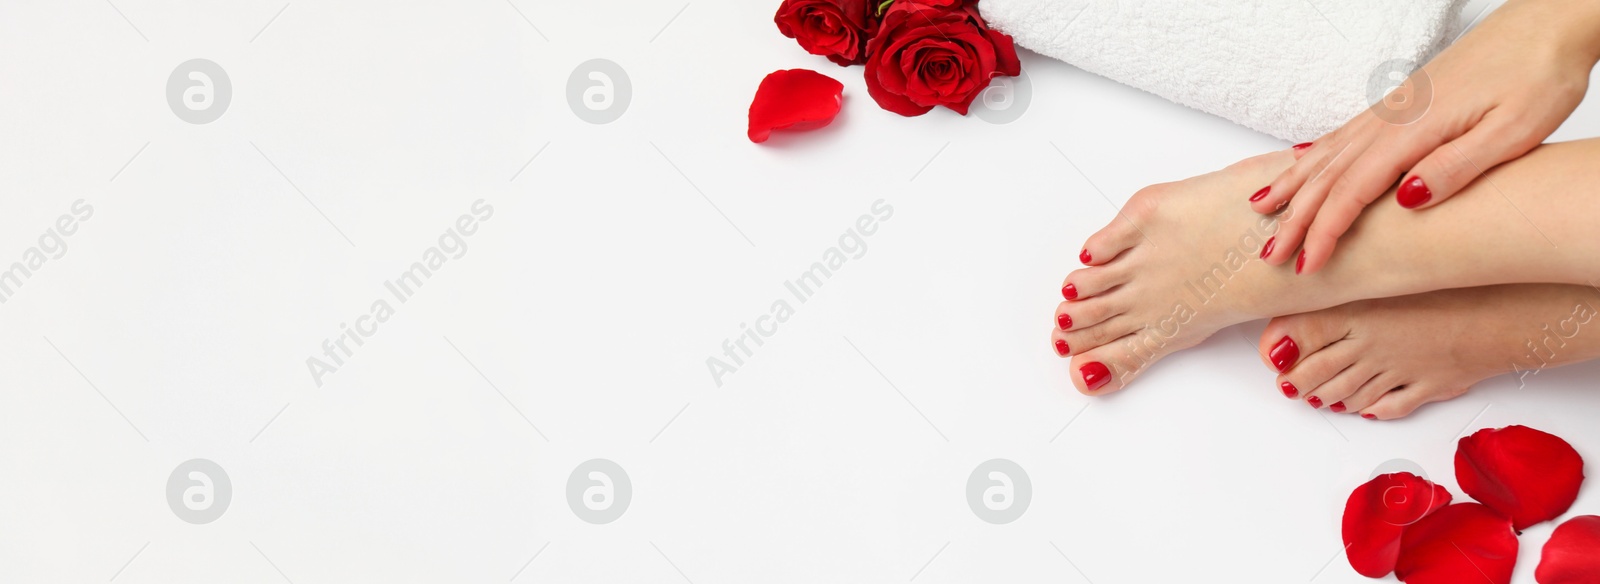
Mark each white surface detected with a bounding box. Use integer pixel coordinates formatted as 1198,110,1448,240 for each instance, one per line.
1,1,1597,582
980,0,1468,141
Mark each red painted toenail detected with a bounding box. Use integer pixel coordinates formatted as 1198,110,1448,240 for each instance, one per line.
1279,381,1298,398
1292,142,1313,152
1081,361,1110,391
1054,339,1069,356
1307,396,1323,409
1295,250,1306,274
1079,249,1092,264
1250,186,1271,202
1269,336,1299,372
1260,237,1276,259
1362,413,1377,420
1397,176,1432,209
1057,313,1072,330
1062,283,1078,300
1330,401,1347,413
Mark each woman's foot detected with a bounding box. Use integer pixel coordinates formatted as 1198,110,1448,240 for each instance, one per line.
1260,285,1600,420
1051,139,1600,395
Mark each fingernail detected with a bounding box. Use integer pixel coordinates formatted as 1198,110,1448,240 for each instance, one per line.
1079,249,1092,264
1250,186,1271,202
1062,283,1078,300
1397,176,1432,209
1295,250,1306,274
1362,413,1377,420
1269,336,1299,372
1054,339,1069,356
1279,381,1298,398
1292,142,1313,152
1307,396,1323,409
1330,401,1347,413
1081,361,1111,391
1260,237,1276,259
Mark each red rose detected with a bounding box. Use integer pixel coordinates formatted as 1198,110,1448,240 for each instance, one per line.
775,0,878,66
863,0,1020,116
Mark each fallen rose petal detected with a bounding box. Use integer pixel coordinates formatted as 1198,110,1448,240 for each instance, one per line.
1537,515,1600,584
1456,425,1585,531
748,69,844,144
1342,472,1452,578
1396,503,1518,584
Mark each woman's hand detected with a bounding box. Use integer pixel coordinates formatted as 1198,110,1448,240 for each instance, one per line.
1252,0,1600,275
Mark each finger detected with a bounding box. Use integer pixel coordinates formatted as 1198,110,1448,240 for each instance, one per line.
1297,127,1447,275
1398,111,1546,210
1251,129,1342,215
1266,137,1371,268
1292,141,1314,159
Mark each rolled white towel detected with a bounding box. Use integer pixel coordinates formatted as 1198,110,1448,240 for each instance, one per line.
980,0,1469,141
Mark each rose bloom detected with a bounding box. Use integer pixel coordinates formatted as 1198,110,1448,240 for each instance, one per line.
864,0,1020,116
774,0,878,66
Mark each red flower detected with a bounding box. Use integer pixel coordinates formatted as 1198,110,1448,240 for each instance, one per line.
1342,472,1452,578
775,0,877,66
1537,515,1600,584
1456,425,1585,531
863,0,1020,116
748,69,845,143
1395,503,1518,584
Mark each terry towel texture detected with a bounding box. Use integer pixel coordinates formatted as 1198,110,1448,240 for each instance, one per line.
981,0,1470,141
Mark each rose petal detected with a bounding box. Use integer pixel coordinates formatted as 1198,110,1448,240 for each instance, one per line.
1537,515,1600,584
747,69,844,143
1342,472,1452,578
1456,425,1585,531
1396,503,1518,584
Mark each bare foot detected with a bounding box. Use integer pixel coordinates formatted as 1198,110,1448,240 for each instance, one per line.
1050,139,1600,395
1259,285,1600,420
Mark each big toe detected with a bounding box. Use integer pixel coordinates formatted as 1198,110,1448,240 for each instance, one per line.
1258,306,1352,374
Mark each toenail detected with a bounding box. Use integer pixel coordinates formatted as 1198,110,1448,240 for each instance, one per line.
1330,401,1346,413
1295,250,1306,274
1054,339,1069,356
1079,249,1092,264
1057,313,1072,330
1260,237,1276,259
1080,361,1111,391
1279,381,1298,398
1269,336,1299,372
1062,283,1078,300
1250,186,1270,202
1362,413,1377,420
1307,396,1323,409
1397,176,1432,209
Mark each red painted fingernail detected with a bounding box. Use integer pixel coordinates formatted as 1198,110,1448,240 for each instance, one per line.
1250,186,1271,202
1280,381,1298,398
1397,176,1432,209
1307,396,1323,409
1079,249,1092,264
1362,413,1377,420
1054,339,1069,356
1057,313,1072,330
1269,336,1299,372
1260,237,1276,259
1292,142,1313,152
1062,283,1078,300
1295,250,1306,274
1330,401,1347,413
1081,361,1110,391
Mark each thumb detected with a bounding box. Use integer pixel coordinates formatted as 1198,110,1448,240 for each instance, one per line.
1397,113,1543,210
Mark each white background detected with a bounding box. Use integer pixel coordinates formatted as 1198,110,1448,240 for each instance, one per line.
2,0,1597,582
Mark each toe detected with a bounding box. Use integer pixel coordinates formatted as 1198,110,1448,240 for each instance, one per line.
1055,295,1123,332
1058,314,1140,356
1067,341,1137,395
1361,383,1468,420
1303,364,1376,410
1337,372,1403,413
1259,308,1352,373
1079,215,1144,267
1061,264,1130,301
1275,341,1358,400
